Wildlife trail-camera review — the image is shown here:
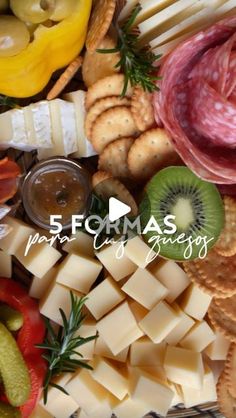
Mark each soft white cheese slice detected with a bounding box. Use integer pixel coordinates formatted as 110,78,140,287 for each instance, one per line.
135,0,177,25
118,0,140,21
0,108,33,151
31,101,52,149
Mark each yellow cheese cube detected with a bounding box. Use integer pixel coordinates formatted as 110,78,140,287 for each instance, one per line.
73,320,97,360
94,334,129,363
169,382,183,407
164,346,204,389
77,405,112,418
139,301,181,343
0,251,11,277
205,331,230,360
130,337,166,366
165,305,195,346
29,405,53,418
66,369,109,416
62,231,94,258
56,253,102,293
0,216,35,255
122,267,169,309
91,357,128,400
181,366,217,408
124,236,156,268
151,260,190,303
180,321,216,352
132,372,174,416
140,366,167,384
112,395,148,418
29,267,57,299
128,300,149,322
180,283,212,320
96,243,136,281
85,276,125,320
97,301,143,355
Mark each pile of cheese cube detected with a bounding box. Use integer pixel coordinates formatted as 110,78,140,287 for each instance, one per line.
0,217,230,418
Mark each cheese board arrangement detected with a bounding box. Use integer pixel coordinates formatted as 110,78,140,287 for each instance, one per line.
0,1,236,418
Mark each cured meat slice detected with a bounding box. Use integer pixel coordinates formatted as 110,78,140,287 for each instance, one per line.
0,157,20,203
225,51,236,97
0,157,21,180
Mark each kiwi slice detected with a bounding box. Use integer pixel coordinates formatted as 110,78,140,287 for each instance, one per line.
139,166,225,261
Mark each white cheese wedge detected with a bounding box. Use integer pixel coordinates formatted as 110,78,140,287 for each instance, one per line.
165,305,195,346
180,283,212,320
180,320,216,352
124,235,156,268
118,0,140,21
164,346,204,389
62,231,94,258
0,217,35,255
0,251,12,278
130,337,166,366
205,331,231,360
216,0,236,16
152,29,197,57
181,366,217,408
29,267,57,299
64,90,97,158
94,334,129,363
135,0,177,25
0,108,32,151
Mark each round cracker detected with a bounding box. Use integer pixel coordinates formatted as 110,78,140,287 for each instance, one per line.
85,74,133,110
85,96,131,139
131,86,156,131
90,106,138,154
86,0,116,53
92,171,138,215
128,128,181,181
214,295,236,321
208,301,236,343
217,372,236,418
215,196,236,257
225,344,236,398
82,36,120,88
98,137,134,179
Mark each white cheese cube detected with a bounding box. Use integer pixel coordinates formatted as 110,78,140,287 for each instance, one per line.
165,305,195,346
112,395,148,418
151,260,190,303
164,346,204,389
124,236,156,268
85,276,125,320
29,267,57,299
94,334,129,363
130,337,166,366
180,321,216,352
205,331,231,360
0,251,11,277
0,217,35,255
56,253,102,293
180,283,212,320
29,405,53,418
66,369,109,415
181,366,217,408
77,404,111,418
139,366,167,384
122,267,168,309
62,231,94,257
97,301,143,355
73,320,97,360
95,243,137,281
128,300,149,322
169,382,183,407
16,241,61,279
91,357,128,400
139,301,181,343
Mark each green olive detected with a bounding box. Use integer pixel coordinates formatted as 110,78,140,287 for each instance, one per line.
10,0,55,24
0,16,30,57
51,0,76,21
25,21,38,36
0,0,9,13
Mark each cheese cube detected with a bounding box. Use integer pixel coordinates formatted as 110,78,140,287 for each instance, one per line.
164,346,204,389
77,404,111,418
151,260,190,303
180,321,216,352
129,300,149,322
122,267,168,309
66,369,109,415
94,334,129,363
29,405,53,418
112,395,148,418
85,276,125,320
40,283,83,326
130,337,166,366
139,301,181,343
91,357,128,400
181,366,217,408
140,366,167,384
132,373,174,417
16,241,61,278
96,243,136,281
62,231,94,258
124,236,156,268
56,253,102,293
205,331,230,360
0,251,11,277
180,283,212,320
29,267,57,299
165,305,195,346
0,217,35,255
169,382,183,407
73,320,97,360
97,301,143,355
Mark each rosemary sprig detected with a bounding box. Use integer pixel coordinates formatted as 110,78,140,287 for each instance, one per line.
37,292,98,404
97,5,162,96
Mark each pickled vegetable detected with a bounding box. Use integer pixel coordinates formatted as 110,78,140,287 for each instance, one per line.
0,16,30,57
0,0,9,13
51,0,76,21
0,305,23,331
0,322,31,407
0,402,21,418
10,0,55,24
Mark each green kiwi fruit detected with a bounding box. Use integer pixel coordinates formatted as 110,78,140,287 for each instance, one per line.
139,166,225,261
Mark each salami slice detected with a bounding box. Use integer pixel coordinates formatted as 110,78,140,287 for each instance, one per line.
0,157,20,203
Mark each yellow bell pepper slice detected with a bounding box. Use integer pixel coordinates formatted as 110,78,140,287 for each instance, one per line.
0,0,92,98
